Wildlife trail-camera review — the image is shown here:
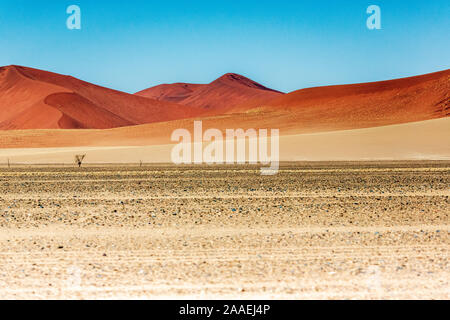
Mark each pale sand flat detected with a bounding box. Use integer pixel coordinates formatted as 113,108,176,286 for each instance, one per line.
0,118,449,164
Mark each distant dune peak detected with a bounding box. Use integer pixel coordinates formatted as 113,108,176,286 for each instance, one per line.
212,73,281,92
1,65,24,73
136,72,284,112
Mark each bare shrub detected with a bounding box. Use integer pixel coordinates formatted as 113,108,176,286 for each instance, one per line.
75,155,86,168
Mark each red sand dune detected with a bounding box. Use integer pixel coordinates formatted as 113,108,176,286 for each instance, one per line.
247,69,450,133
136,83,205,104
136,73,284,113
0,67,448,149
0,66,205,130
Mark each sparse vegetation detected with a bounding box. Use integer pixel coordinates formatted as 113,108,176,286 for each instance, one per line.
75,154,86,167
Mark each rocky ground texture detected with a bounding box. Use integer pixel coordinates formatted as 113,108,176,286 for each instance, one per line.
0,162,448,299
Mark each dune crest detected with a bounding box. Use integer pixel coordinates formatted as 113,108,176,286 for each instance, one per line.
0,66,449,136
252,69,450,131
0,66,205,130
136,73,284,113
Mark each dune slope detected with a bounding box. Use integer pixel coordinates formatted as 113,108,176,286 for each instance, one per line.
0,66,204,130
136,73,284,113
253,69,450,132
0,67,448,144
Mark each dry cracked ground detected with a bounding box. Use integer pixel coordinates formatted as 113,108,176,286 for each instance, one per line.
0,162,448,299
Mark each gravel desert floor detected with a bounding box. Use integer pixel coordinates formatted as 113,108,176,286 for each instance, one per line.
0,162,448,299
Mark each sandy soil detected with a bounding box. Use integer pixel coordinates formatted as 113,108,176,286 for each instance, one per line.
0,162,448,299
1,118,449,164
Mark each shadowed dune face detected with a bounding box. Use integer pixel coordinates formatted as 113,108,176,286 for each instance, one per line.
253,69,450,132
0,66,206,130
136,73,284,113
136,83,206,104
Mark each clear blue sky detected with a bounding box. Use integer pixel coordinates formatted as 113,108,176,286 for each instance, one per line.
0,0,449,93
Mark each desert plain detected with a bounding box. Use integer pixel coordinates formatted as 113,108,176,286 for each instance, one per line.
0,66,448,299
0,162,448,299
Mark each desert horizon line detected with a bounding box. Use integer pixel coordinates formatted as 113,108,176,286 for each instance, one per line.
0,64,448,132
2,64,449,95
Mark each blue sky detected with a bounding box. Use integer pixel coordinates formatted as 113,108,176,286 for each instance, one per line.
0,0,449,93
